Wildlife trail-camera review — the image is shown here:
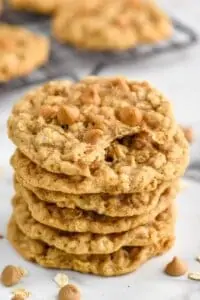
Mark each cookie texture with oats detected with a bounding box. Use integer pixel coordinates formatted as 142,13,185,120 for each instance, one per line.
8,77,176,177
11,128,188,194
7,217,175,276
52,0,172,51
14,181,175,234
0,24,49,82
13,193,175,255
8,0,64,15
15,173,179,217
8,77,189,192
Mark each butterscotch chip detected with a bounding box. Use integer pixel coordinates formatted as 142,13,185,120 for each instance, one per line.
116,106,143,126
52,0,172,51
1,265,26,286
57,105,80,125
0,24,49,82
182,127,193,144
80,86,101,105
84,129,103,144
164,256,188,276
40,105,59,119
58,284,81,300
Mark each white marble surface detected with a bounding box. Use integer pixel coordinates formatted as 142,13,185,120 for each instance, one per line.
1,0,200,299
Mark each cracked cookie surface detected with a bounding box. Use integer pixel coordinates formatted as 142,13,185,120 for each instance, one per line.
52,0,172,51
7,217,175,276
0,24,49,82
14,181,176,234
15,173,179,217
8,78,185,181
13,193,175,255
12,132,188,194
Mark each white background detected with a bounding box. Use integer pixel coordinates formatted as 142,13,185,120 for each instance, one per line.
1,0,200,299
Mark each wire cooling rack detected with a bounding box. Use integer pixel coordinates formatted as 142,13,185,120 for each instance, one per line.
0,6,198,94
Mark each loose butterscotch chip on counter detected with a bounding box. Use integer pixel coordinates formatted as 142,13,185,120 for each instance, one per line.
58,284,81,300
1,265,26,287
164,256,188,276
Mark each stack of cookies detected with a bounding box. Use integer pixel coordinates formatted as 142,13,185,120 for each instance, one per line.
7,77,189,276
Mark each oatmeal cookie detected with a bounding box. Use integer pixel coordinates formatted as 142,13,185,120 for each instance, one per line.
8,0,64,15
0,24,49,82
52,0,172,51
11,134,188,194
8,78,181,178
7,217,174,276
13,193,175,255
16,173,179,217
14,182,175,234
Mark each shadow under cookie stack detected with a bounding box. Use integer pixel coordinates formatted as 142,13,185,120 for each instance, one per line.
7,77,189,277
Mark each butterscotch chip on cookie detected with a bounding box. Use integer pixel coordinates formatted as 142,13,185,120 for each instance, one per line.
0,24,49,82
12,189,175,254
7,217,175,276
8,0,64,15
52,0,172,51
8,77,189,194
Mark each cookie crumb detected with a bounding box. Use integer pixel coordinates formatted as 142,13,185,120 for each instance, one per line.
188,272,200,281
54,273,69,288
1,265,27,287
164,256,188,276
58,284,80,300
12,288,31,299
182,127,194,144
196,256,200,262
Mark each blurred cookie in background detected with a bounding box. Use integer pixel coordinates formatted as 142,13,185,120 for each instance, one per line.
0,0,3,15
52,0,172,51
0,24,49,82
8,0,64,15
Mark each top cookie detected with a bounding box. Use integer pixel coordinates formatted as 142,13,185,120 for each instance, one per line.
8,0,64,15
8,77,189,182
52,0,172,51
0,24,49,82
